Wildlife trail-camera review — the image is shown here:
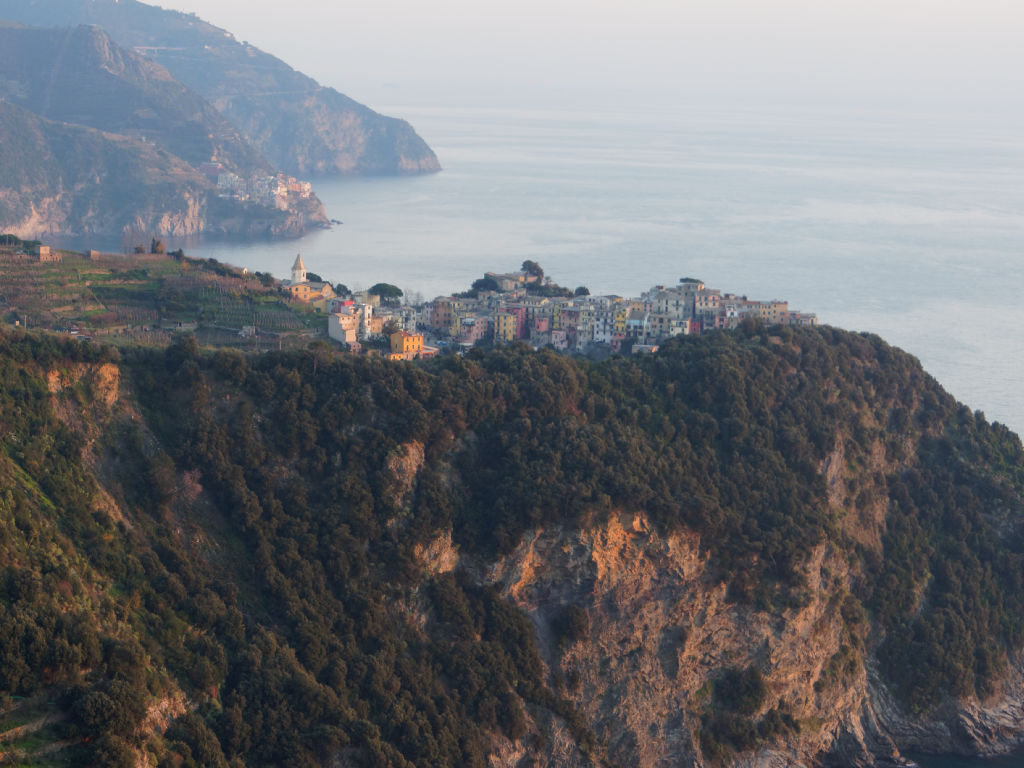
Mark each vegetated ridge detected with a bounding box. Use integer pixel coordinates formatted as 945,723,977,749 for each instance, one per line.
0,25,272,177
1,324,1023,767
0,0,441,176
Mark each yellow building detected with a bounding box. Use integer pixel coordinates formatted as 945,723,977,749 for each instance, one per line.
389,331,424,360
285,253,334,303
755,300,789,324
288,282,314,301
494,312,517,343
613,307,629,334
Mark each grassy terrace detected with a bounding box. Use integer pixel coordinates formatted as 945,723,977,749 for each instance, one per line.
0,245,325,350
0,695,69,766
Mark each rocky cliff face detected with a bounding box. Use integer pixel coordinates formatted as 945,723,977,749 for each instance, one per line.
212,86,441,176
404,404,1024,767
457,506,1024,766
413,509,1023,767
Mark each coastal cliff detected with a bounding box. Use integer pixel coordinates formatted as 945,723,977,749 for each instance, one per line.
474,515,1024,766
0,100,327,239
0,326,1022,766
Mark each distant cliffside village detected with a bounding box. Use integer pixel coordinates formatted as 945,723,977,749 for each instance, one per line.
198,162,313,211
285,257,818,360
0,239,817,357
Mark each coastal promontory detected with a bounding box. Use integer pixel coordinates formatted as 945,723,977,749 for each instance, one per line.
0,23,330,238
1,0,441,176
0,99,327,239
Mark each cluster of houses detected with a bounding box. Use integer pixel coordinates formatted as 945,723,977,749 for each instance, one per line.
285,256,432,361
288,258,817,360
419,272,818,354
199,163,313,210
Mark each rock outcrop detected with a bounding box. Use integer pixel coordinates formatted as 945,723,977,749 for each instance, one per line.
459,505,1024,766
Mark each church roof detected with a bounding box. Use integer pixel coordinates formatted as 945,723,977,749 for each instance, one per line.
292,254,306,271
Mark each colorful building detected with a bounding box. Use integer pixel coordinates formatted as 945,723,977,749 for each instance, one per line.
389,331,425,360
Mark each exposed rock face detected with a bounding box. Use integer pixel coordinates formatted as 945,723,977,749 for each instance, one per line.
46,362,120,407
866,658,1024,758
385,440,426,507
487,709,592,768
483,514,858,766
456,510,1024,766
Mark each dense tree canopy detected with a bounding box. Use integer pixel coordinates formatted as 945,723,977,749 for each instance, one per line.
368,282,403,302
0,324,1022,765
521,260,544,279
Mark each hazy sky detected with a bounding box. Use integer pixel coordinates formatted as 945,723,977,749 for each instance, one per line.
155,0,1023,114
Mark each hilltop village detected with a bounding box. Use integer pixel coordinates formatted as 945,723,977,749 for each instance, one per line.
0,237,816,357
290,257,818,360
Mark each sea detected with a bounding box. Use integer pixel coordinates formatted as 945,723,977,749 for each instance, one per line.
908,751,1024,768
79,104,1024,437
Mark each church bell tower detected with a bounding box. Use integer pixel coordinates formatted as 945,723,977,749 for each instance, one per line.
291,254,307,284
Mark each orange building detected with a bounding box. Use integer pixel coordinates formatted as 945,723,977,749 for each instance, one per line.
389,331,424,360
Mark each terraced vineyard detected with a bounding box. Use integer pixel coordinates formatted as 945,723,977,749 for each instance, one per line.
0,695,69,766
0,241,326,348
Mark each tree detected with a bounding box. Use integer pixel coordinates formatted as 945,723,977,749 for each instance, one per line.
368,283,403,306
306,272,323,283
574,286,590,297
521,261,544,280
472,277,499,294
334,283,351,297
456,277,499,298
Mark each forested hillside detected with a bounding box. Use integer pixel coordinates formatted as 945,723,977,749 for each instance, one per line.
1,324,1022,767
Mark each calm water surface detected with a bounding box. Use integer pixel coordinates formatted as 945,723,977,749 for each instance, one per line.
908,750,1024,768
132,105,1024,435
